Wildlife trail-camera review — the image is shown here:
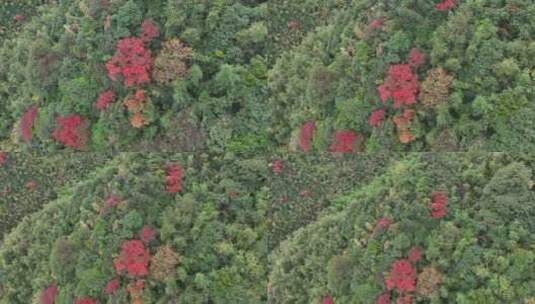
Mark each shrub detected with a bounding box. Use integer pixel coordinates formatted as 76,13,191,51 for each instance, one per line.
20,105,38,142
114,240,150,278
377,64,419,109
94,90,116,111
299,121,316,153
150,245,179,281
329,130,362,153
40,284,58,304
51,115,89,150
106,37,152,87
419,68,454,108
152,38,192,84
165,163,183,193
139,19,159,43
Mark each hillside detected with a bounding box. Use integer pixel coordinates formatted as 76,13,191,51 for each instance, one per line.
269,153,535,303
0,1,534,304
0,153,268,303
1,1,534,152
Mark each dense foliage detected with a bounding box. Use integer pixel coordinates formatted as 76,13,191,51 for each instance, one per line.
268,0,535,152
269,154,535,303
1,1,535,303
2,1,533,152
0,0,271,152
268,153,393,249
0,152,111,237
0,153,268,303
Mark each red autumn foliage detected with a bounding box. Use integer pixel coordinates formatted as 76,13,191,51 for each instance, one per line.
299,189,311,197
377,64,419,108
429,191,448,219
0,152,7,166
299,121,316,153
396,295,413,304
13,14,25,23
393,109,416,144
376,217,393,230
165,163,183,193
127,280,145,303
385,259,417,292
435,0,456,11
105,195,121,208
103,277,120,294
135,89,145,101
368,18,384,31
139,226,156,244
408,247,422,263
376,292,391,304
287,20,301,31
322,295,334,304
123,89,149,128
25,180,37,191
330,130,358,153
140,20,159,43
95,90,116,111
271,159,283,175
74,298,97,304
51,115,88,150
20,105,38,142
114,240,150,277
40,284,58,304
369,108,386,127
408,48,425,69
106,37,152,87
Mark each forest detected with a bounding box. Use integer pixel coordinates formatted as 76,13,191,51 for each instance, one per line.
0,0,534,303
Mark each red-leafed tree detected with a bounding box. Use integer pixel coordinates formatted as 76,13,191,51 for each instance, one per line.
165,163,183,193
299,121,316,153
393,109,416,144
271,159,283,175
74,298,97,304
376,217,393,230
408,48,425,69
368,108,386,127
368,18,384,31
140,20,159,43
13,14,25,23
103,277,120,295
385,259,417,292
377,64,419,108
408,247,422,263
0,152,7,166
329,130,359,153
20,105,38,142
106,37,152,87
51,115,88,150
396,294,413,304
139,226,156,244
322,295,334,304
376,292,390,304
40,284,58,304
435,0,456,11
114,240,150,277
95,90,116,111
127,280,145,303
429,191,448,219
105,195,121,208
